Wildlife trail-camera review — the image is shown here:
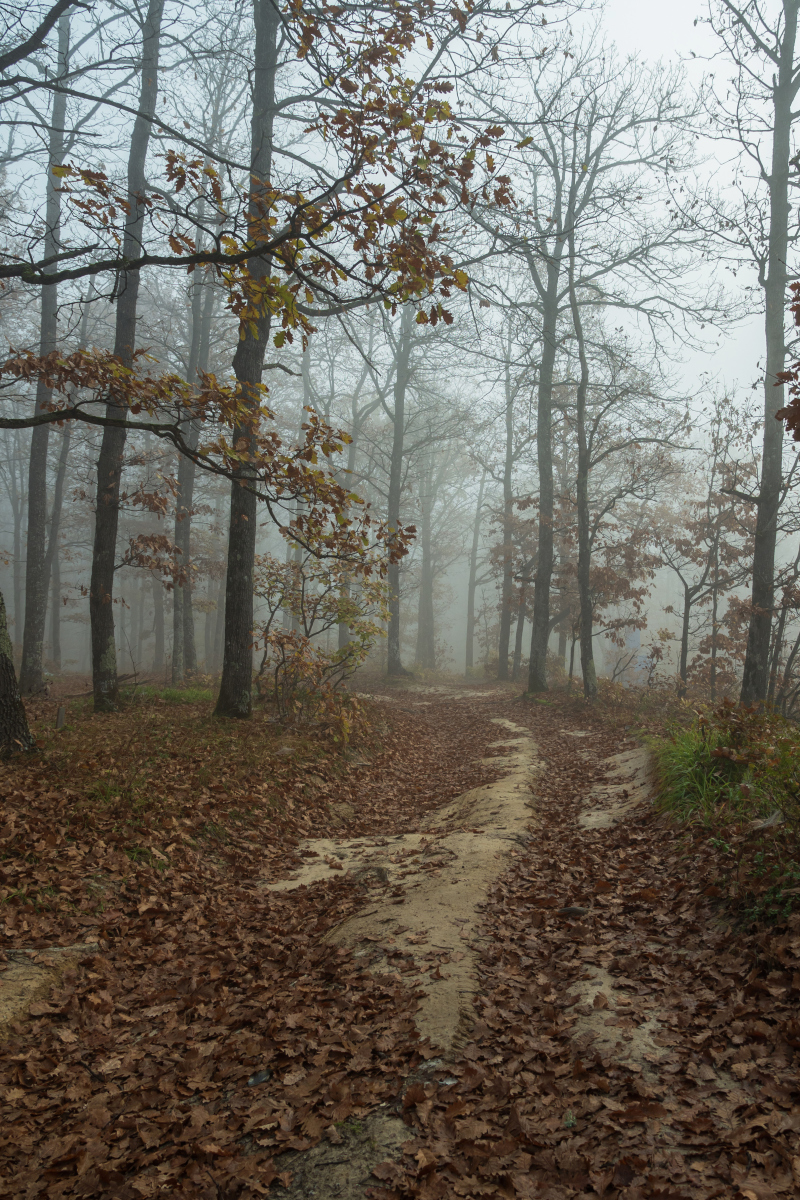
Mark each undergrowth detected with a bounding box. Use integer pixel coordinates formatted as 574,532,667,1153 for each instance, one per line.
655,700,800,924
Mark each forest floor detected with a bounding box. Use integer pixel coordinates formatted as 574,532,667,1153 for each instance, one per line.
1,679,799,1199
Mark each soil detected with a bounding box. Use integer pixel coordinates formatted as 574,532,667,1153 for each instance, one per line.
263,688,660,1198
2,680,799,1199
0,942,98,1042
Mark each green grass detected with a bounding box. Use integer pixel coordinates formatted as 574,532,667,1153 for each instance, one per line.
655,704,799,827
123,685,216,705
655,702,800,924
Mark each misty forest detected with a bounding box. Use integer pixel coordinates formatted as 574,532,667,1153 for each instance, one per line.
3,1,800,1197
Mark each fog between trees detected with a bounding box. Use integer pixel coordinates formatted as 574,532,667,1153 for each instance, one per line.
2,0,800,735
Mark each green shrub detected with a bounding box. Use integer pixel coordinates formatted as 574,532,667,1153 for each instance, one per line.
655,701,800,923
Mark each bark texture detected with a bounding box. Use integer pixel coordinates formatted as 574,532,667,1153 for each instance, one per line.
568,240,597,700
465,470,486,674
740,2,797,704
527,266,561,693
0,590,35,757
19,13,69,694
496,360,515,681
386,307,413,676
215,0,279,717
90,0,164,711
415,457,436,670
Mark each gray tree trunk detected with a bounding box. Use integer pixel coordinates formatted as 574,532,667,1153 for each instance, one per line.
90,0,164,710
151,572,164,674
0,590,35,756
173,240,215,681
465,469,486,674
527,266,561,692
44,424,71,674
19,12,69,694
415,459,435,669
387,307,413,676
215,0,279,717
497,358,515,680
511,581,527,682
740,1,797,704
568,238,597,700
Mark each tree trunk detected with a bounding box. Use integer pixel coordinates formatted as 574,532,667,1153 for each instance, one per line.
767,595,788,706
465,469,486,674
568,239,597,701
778,624,800,713
173,245,215,681
557,629,567,672
415,459,435,669
386,306,413,676
20,12,69,695
709,549,719,703
678,584,691,699
151,573,164,674
171,511,184,685
497,356,515,680
0,590,35,756
215,0,279,718
90,0,164,711
42,423,70,676
740,3,797,705
135,573,145,669
527,267,561,693
213,570,225,674
50,553,61,672
511,580,527,681
11,439,25,652
204,583,214,671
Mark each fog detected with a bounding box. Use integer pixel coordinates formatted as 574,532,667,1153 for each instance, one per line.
1,0,798,716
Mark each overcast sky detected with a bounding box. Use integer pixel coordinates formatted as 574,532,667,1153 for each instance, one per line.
598,0,766,405
603,0,712,61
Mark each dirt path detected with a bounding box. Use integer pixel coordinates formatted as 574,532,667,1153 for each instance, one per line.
268,685,677,1199
266,713,539,1052
2,683,799,1199
367,691,800,1200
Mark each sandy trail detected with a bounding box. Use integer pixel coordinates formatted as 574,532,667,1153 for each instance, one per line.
266,715,540,1053
269,691,659,1200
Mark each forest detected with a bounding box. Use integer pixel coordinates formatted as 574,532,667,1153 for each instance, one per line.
2,1,800,1198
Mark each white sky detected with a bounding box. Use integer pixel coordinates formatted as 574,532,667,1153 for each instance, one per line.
602,0,712,61
600,0,766,404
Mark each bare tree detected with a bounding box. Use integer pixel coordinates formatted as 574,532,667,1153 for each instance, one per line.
702,1,800,703
467,38,713,693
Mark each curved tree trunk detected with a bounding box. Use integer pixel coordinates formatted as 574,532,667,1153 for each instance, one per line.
90,0,164,711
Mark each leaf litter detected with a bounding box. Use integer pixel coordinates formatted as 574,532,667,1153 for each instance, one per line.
0,686,499,1197
1,683,799,1198
369,695,800,1200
